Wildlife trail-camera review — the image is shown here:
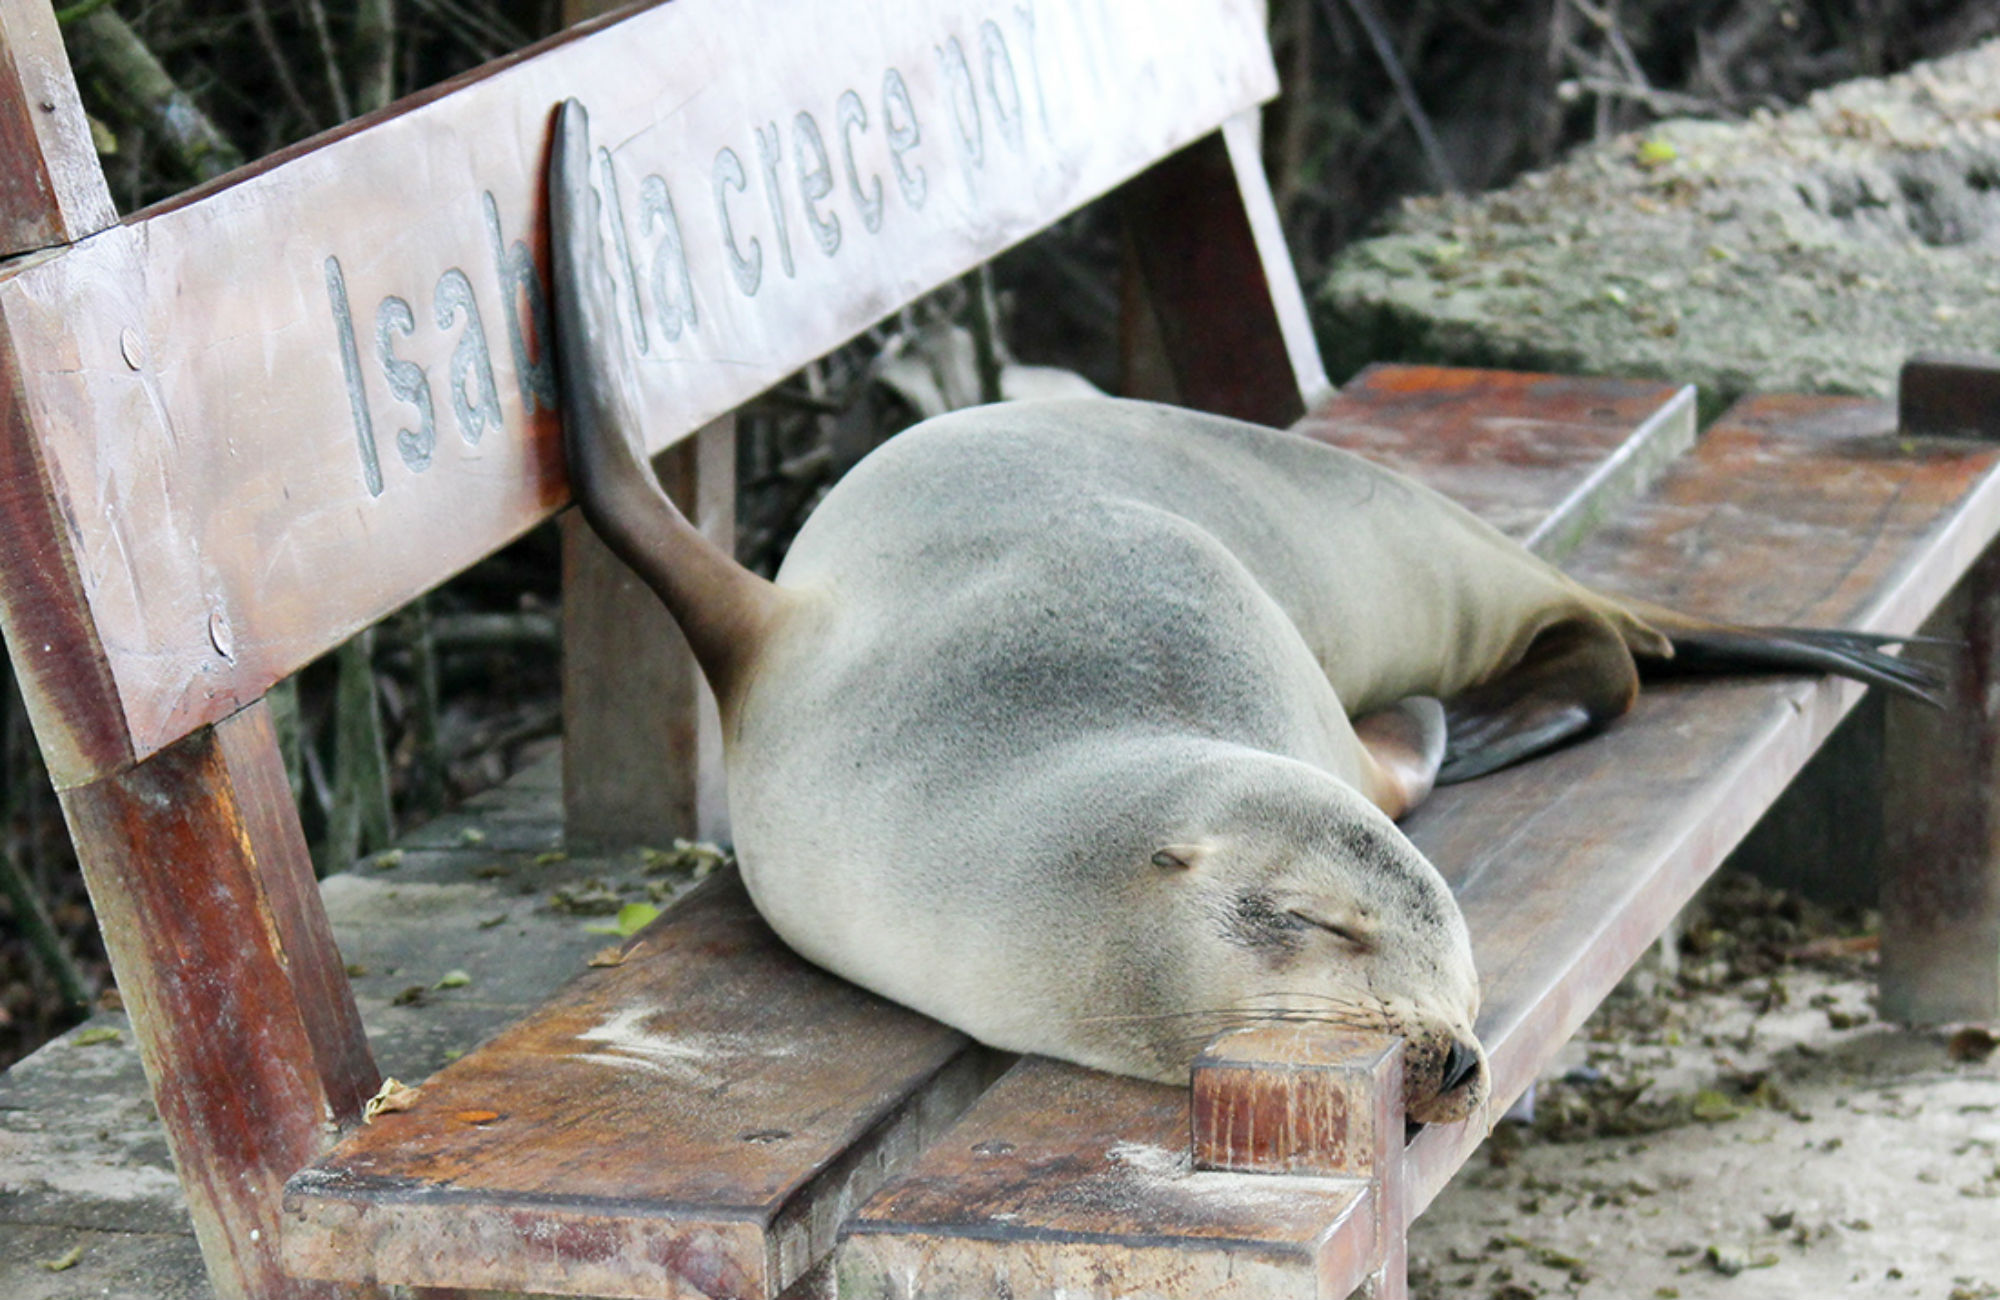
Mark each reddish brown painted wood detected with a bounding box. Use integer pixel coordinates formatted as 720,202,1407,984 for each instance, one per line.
1190,1028,1401,1179
1296,364,1697,558
839,1057,1380,1300
0,0,117,252
1881,545,2000,1023
1397,394,2000,1218
562,415,732,848
284,872,985,1299
1118,114,1327,427
60,700,380,1300
0,0,1275,790
1192,1029,1406,1300
0,300,133,785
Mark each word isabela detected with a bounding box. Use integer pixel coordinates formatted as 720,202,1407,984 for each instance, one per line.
326,1,1097,498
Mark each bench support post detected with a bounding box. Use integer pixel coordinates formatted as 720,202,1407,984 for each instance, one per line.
0,0,117,253
1191,1028,1407,1300
1881,545,2000,1023
562,414,733,849
60,700,380,1299
1119,112,1330,429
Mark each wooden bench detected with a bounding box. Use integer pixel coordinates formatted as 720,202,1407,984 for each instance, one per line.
3,2,1996,1298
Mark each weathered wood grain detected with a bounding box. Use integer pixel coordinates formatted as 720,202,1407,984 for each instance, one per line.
0,0,117,252
0,0,1275,789
1190,1028,1401,1180
60,701,380,1300
838,1056,1381,1300
562,415,732,848
1398,394,2000,1219
1118,113,1328,427
0,298,134,784
1295,364,1696,559
1882,545,2000,1023
283,872,989,1299
1191,1028,1406,1299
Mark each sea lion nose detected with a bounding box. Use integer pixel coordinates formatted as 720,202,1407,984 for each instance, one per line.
1440,1037,1482,1094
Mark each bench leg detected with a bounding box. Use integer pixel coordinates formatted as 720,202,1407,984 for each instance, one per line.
562,414,733,850
1882,544,2000,1023
61,700,381,1299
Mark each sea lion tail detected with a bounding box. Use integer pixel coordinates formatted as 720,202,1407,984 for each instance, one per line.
1612,596,1948,708
550,99,787,706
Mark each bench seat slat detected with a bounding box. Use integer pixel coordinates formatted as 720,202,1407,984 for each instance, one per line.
1295,364,1696,557
838,369,1703,1297
1400,394,2000,1217
839,1057,1378,1300
840,386,2000,1298
283,874,991,1299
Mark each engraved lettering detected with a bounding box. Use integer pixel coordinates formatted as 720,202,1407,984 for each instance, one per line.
882,67,926,209
325,255,383,498
936,36,983,172
1013,2,1053,141
837,89,885,233
714,146,761,296
596,147,649,355
434,267,501,446
980,20,1025,153
481,191,558,414
375,296,436,471
754,121,797,279
640,174,698,340
794,110,841,257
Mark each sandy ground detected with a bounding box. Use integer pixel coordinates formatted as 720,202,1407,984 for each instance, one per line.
1410,874,2000,1300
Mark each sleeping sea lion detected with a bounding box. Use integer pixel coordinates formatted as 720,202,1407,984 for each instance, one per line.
547,100,1937,1125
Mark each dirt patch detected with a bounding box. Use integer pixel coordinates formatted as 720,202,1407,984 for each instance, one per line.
1412,873,2000,1299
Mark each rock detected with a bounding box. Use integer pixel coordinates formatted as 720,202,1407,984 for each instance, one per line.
1320,41,2000,410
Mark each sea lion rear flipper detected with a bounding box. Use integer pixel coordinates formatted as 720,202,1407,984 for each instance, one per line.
549,99,787,706
1437,616,1640,785
1611,597,1949,708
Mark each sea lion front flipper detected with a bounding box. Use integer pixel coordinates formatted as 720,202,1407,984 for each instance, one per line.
1353,696,1447,819
1437,616,1640,785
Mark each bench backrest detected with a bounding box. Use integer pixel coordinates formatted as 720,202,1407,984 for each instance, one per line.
0,0,1297,790
0,2,1325,1295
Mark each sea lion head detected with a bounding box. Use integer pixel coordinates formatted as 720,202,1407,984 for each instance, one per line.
1071,748,1487,1125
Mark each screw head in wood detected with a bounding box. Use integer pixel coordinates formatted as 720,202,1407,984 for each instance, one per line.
208,609,234,660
